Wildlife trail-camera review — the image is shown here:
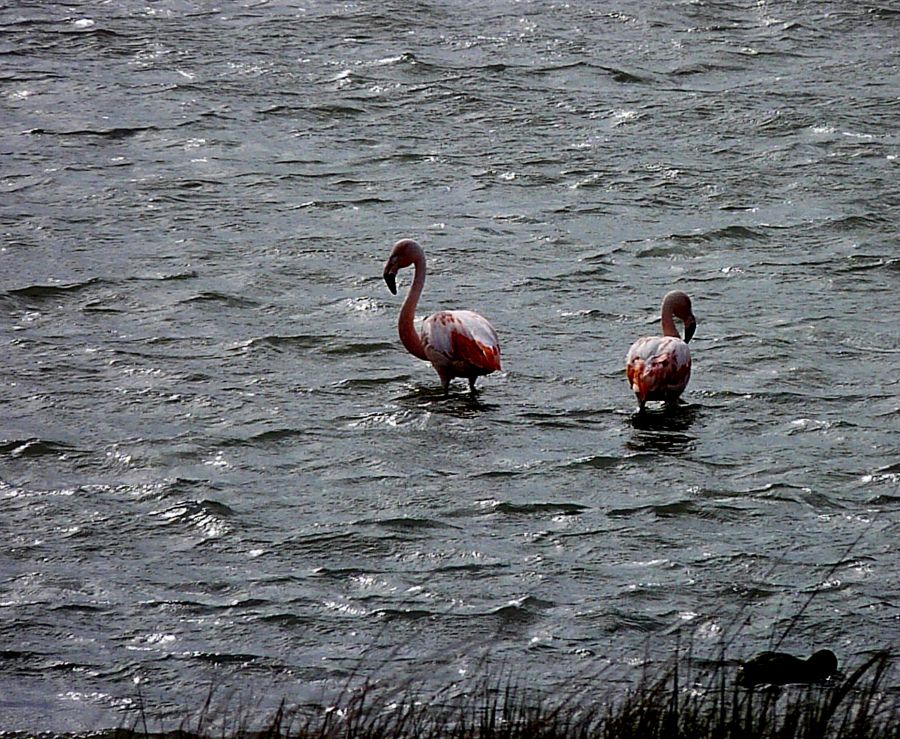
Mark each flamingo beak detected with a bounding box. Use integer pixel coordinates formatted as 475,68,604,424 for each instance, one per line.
684,317,696,343
383,271,397,295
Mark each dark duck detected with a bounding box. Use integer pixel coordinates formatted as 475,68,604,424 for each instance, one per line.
738,649,838,688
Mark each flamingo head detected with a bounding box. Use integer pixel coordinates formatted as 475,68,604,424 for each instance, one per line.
383,239,423,295
683,313,696,343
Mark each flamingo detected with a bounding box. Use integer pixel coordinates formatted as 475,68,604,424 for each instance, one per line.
625,290,696,411
382,239,501,393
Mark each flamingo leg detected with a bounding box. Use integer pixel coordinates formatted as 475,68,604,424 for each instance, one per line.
436,367,451,395
468,376,478,392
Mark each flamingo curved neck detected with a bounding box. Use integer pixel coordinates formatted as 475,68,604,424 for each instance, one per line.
661,310,681,339
399,256,428,360
660,294,683,339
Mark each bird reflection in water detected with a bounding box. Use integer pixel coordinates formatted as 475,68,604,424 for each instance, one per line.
394,384,499,419
627,403,699,455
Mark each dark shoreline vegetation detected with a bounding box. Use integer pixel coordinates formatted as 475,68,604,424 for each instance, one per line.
21,648,895,739
9,523,898,739
35,524,896,739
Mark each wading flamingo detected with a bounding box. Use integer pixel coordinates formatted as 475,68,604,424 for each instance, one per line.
625,290,696,411
382,239,501,393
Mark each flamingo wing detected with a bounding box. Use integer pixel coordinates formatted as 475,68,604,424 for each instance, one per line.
422,310,501,374
626,336,691,402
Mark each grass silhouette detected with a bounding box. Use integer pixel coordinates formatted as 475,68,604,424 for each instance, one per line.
102,644,895,739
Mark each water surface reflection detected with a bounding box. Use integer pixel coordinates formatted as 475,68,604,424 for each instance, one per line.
393,386,501,418
627,404,700,456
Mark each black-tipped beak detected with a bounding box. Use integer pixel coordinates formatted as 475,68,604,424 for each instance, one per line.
383,271,397,295
684,318,696,343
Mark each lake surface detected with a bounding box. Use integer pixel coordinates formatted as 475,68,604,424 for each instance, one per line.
1,0,898,732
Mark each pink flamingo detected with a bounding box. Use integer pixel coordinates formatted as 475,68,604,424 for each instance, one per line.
626,290,696,411
382,239,501,393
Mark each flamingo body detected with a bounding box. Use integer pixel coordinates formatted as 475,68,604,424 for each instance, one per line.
626,336,691,405
626,290,696,410
383,239,501,392
422,310,502,383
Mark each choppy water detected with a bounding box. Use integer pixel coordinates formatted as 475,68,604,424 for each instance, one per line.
1,0,898,732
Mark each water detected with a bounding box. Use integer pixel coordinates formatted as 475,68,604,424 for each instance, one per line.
1,0,898,731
